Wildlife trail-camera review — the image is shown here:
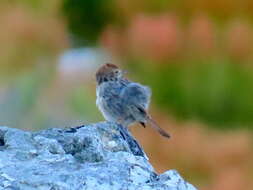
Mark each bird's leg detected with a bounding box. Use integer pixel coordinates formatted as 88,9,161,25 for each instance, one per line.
139,122,146,128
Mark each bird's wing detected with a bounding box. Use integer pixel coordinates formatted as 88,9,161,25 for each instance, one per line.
120,82,170,139
120,82,151,110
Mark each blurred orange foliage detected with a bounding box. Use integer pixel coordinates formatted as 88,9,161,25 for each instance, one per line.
101,13,253,62
0,3,67,75
226,21,253,59
132,111,253,190
188,15,216,54
127,14,182,60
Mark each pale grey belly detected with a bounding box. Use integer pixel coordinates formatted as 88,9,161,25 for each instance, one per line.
96,96,135,126
97,96,118,122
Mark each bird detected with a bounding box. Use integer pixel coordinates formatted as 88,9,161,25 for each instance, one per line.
95,63,170,139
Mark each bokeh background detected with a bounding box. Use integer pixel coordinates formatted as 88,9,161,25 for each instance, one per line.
1,0,253,189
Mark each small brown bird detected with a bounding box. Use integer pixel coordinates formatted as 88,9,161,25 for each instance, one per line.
96,63,170,139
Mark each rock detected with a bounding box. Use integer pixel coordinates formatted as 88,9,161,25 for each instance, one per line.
0,122,197,190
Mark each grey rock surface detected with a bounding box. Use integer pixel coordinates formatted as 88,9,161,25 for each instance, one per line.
0,122,197,190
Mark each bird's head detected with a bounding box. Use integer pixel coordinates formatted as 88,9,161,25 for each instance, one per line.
96,63,123,84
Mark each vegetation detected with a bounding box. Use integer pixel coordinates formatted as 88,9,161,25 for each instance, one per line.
0,0,253,189
131,59,253,128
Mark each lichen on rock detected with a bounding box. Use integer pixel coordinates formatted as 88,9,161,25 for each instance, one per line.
0,122,197,190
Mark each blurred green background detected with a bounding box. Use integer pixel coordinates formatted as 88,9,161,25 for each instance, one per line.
1,0,253,189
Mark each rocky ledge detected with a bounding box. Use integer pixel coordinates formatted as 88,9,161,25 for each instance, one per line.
0,122,197,190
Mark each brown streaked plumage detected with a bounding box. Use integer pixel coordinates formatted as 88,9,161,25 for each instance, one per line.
96,63,121,85
96,63,170,139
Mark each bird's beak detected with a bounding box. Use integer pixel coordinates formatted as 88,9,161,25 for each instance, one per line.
122,70,128,75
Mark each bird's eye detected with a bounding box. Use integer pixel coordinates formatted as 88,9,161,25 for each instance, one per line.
115,70,119,74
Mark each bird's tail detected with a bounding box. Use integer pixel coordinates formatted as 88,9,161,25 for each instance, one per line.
147,116,170,139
